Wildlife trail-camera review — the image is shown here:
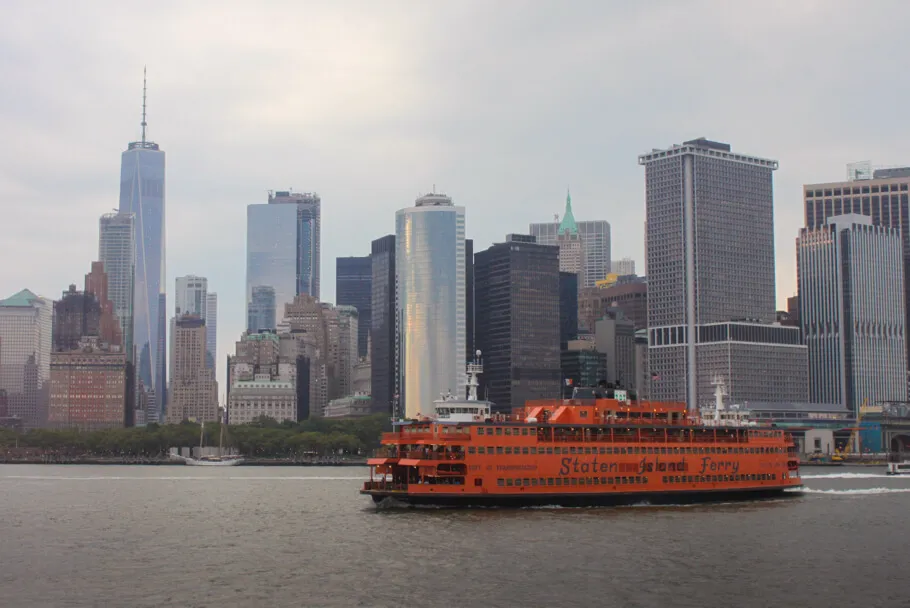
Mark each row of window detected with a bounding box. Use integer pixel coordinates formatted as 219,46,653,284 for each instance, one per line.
468,445,784,455
806,184,909,197
663,473,778,484
496,476,647,487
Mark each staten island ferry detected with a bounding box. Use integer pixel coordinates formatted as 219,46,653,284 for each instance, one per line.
362,355,802,507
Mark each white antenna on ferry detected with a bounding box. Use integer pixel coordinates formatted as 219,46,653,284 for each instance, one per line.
711,375,727,424
466,350,483,401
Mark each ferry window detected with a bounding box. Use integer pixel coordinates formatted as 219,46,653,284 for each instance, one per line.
475,478,483,487
584,447,591,455
496,428,502,436
531,478,538,486
599,447,606,454
477,428,484,436
571,478,578,486
523,478,531,486
620,448,626,455
530,447,536,454
547,478,554,486
546,448,553,455
643,477,648,484
506,479,514,486
521,428,528,436
496,447,504,455
593,477,600,485
515,479,522,487
468,447,476,454
497,479,504,486
662,476,668,483
580,411,588,418
505,447,512,454
504,428,511,436
522,447,529,455
477,447,485,454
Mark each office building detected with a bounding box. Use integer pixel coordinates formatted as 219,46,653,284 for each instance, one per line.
246,190,321,329
611,257,636,276
119,71,166,420
229,375,297,425
166,316,217,423
560,343,607,397
559,272,578,348
475,234,561,412
336,256,372,359
578,276,648,332
634,329,650,400
333,305,359,398
530,192,611,287
205,293,217,370
98,212,135,359
804,164,910,370
466,238,475,362
396,193,466,418
370,235,396,414
798,214,907,412
0,289,53,428
595,311,636,389
48,336,128,430
247,285,277,333
639,137,806,407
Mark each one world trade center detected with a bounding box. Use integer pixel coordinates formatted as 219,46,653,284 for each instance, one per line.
119,69,166,422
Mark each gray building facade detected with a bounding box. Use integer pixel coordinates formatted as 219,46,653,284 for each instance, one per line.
475,234,561,412
98,212,135,362
798,214,907,412
639,137,806,407
370,235,396,415
336,256,372,359
530,195,611,288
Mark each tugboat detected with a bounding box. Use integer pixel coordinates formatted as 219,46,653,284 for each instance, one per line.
361,358,802,507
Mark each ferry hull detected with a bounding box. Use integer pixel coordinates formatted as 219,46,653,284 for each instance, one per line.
363,486,802,508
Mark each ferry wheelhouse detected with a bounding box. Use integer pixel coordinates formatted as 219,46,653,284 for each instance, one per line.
362,358,802,507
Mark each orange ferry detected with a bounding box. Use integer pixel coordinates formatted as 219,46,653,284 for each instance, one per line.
362,358,802,507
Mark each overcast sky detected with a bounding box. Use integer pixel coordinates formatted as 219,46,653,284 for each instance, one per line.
2,0,909,394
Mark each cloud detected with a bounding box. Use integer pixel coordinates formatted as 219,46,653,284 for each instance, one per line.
2,0,909,396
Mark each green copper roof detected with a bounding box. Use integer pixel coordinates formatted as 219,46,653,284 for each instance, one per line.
0,289,39,307
558,190,578,236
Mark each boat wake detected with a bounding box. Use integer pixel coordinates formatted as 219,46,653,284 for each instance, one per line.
799,487,910,496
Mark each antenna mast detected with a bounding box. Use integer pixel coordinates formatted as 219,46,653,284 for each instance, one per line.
141,66,148,145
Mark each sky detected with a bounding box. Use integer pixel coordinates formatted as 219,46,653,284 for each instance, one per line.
2,0,910,397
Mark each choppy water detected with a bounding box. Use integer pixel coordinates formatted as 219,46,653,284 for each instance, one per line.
1,465,907,608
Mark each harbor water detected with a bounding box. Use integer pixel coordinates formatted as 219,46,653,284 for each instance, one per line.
1,465,907,608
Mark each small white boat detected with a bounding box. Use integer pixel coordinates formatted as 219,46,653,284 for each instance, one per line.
172,409,243,466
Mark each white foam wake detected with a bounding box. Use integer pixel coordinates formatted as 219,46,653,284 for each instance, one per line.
800,487,910,495
801,473,892,480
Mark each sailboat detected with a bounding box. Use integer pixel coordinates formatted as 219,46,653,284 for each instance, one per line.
179,407,244,466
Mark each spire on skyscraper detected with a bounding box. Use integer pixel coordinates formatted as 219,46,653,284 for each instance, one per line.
141,66,147,145
558,188,578,236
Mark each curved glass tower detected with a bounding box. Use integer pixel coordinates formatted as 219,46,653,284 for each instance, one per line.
395,193,465,418
119,71,166,421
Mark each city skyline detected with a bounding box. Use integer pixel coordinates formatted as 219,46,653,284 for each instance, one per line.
4,2,910,398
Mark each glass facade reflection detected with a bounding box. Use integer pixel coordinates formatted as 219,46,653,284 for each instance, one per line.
246,191,321,328
396,194,465,418
246,203,298,325
119,141,166,418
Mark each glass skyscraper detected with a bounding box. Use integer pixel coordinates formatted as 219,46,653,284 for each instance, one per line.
395,193,465,418
118,77,166,420
246,190,321,328
98,212,135,361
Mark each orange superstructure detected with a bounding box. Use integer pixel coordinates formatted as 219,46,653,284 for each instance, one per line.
361,388,802,507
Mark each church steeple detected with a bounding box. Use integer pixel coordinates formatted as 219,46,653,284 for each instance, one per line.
558,189,578,236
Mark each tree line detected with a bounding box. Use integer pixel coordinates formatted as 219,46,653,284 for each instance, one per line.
0,414,390,459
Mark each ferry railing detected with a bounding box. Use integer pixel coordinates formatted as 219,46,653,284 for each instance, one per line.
363,481,408,491
404,451,465,461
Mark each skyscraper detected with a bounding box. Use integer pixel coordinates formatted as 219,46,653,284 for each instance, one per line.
336,256,372,359
804,165,910,372
0,289,53,428
798,214,907,412
370,235,396,414
175,275,208,317
395,193,465,418
166,315,217,423
475,234,561,411
119,70,166,420
205,293,217,371
466,238,475,362
246,190,321,327
530,192,611,287
98,212,135,360
639,137,806,407
247,286,277,333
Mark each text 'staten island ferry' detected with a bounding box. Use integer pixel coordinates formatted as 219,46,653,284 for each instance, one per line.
362,353,802,507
